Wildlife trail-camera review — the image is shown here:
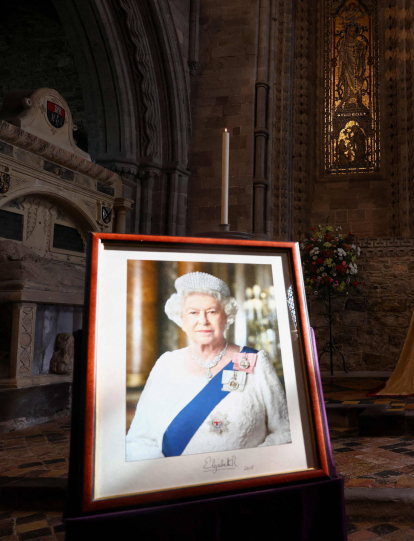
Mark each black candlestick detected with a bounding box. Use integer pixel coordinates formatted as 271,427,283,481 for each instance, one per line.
318,288,347,376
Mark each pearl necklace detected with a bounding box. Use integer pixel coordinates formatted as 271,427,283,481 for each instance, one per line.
192,341,228,379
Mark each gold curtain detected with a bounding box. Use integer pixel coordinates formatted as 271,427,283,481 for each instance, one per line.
377,311,414,396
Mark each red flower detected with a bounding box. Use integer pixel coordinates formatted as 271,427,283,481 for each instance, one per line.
317,258,323,264
311,227,316,231
304,244,313,251
323,249,333,258
353,281,358,287
342,243,351,250
324,234,332,242
321,275,331,285
336,264,343,272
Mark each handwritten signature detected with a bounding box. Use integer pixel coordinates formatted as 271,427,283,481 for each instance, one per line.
203,455,237,474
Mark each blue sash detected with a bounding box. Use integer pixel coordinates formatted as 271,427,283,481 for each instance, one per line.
162,346,258,457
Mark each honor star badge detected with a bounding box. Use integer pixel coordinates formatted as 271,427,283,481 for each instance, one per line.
208,412,229,434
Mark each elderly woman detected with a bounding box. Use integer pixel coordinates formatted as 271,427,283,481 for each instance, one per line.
126,272,291,461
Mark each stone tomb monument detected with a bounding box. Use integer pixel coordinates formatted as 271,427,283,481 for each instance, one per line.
0,88,132,430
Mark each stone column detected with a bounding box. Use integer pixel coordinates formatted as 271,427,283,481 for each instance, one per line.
114,198,133,233
138,170,159,234
10,303,37,382
252,0,272,239
188,0,201,75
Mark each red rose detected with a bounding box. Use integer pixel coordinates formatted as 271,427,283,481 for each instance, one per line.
353,281,358,287
336,264,343,272
311,227,316,231
317,258,323,264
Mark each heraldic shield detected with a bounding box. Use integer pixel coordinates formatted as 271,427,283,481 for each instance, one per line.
47,101,65,129
102,206,112,225
0,172,10,193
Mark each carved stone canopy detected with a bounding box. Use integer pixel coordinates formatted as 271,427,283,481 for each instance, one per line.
0,88,90,161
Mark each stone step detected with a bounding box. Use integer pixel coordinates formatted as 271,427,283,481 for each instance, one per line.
345,488,414,522
326,403,414,436
0,476,67,510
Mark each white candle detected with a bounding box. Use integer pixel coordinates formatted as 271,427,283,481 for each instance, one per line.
221,128,230,224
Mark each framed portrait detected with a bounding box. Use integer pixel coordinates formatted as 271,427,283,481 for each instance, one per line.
69,234,331,514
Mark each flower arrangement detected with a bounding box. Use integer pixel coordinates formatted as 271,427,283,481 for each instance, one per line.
300,224,360,294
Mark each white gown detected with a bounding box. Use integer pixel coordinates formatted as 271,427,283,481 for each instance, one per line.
126,348,291,461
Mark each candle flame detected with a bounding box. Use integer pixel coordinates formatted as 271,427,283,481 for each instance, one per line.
224,128,227,132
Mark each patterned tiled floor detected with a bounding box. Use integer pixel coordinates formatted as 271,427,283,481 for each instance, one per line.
0,510,65,540
346,522,414,540
0,418,69,479
3,384,414,539
331,430,414,488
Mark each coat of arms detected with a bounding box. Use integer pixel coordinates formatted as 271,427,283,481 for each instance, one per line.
47,101,65,129
102,206,112,224
0,172,10,193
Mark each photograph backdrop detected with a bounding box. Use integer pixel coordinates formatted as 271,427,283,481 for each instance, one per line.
126,260,285,432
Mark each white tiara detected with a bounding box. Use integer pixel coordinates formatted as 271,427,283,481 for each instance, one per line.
175,272,231,297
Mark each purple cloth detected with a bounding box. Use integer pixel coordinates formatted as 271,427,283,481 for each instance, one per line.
65,478,346,540
310,327,338,478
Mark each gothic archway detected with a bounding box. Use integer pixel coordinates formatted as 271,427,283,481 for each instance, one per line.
53,0,191,234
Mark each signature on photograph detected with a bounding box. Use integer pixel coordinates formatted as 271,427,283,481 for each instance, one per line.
203,455,237,474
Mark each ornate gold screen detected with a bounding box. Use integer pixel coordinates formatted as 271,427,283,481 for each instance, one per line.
325,0,379,174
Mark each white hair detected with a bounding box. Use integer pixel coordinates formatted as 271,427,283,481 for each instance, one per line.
165,287,239,330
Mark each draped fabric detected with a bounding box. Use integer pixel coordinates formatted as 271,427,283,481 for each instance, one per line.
376,311,414,396
65,478,347,541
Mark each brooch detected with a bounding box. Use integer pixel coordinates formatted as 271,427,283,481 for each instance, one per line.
207,411,230,434
221,370,246,392
232,352,258,373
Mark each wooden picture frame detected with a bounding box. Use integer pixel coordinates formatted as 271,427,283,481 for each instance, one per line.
68,234,331,515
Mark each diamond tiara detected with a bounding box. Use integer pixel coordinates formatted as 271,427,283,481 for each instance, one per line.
175,272,231,297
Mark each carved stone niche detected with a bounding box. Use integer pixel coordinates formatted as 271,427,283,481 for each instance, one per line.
0,88,132,399
49,333,74,375
0,239,84,389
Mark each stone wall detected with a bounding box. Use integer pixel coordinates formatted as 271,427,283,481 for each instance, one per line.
187,0,257,235
311,178,391,237
0,4,87,152
309,238,414,372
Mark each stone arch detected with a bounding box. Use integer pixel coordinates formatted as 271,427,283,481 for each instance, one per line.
0,186,99,233
53,0,191,234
